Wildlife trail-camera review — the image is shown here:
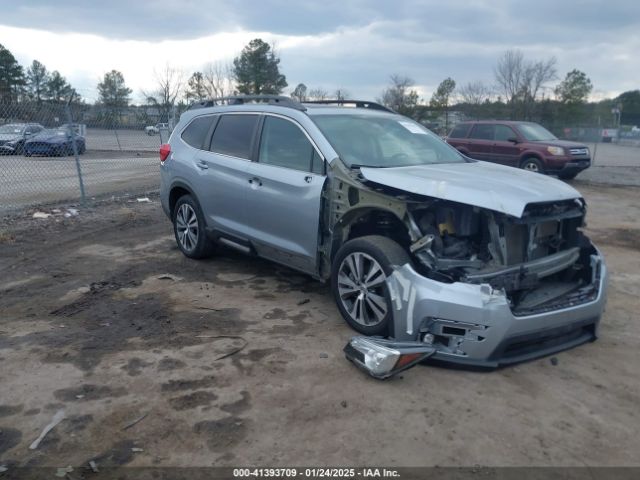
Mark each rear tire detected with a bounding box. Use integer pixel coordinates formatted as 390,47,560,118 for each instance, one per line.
172,194,216,259
521,157,544,174
331,235,410,336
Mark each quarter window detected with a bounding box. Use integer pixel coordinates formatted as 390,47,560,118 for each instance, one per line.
258,116,320,172
469,124,495,140
181,116,215,149
210,114,259,159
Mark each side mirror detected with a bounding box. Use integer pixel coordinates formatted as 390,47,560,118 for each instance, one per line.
507,137,519,144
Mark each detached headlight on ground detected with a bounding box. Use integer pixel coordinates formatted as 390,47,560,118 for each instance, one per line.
344,337,436,380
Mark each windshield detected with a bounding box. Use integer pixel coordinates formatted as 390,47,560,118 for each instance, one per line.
517,123,557,141
311,114,465,168
0,124,24,134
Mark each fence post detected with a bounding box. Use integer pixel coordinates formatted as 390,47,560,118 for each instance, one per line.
65,100,86,206
112,111,123,151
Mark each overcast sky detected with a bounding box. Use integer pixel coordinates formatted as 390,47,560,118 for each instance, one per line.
1,0,638,103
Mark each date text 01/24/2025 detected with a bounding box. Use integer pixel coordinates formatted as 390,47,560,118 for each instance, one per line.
233,468,401,478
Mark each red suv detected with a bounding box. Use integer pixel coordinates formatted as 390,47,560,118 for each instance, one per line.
446,121,590,179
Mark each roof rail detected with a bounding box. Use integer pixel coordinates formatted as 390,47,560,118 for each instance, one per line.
303,99,395,113
189,95,306,111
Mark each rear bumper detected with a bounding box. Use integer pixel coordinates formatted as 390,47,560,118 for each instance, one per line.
385,252,607,368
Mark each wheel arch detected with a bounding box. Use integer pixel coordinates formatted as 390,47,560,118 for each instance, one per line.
519,151,544,166
329,206,410,262
169,181,197,216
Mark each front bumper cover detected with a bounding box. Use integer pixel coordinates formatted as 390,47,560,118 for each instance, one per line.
384,253,607,368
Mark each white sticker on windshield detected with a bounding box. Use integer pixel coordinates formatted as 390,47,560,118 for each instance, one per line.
398,121,428,135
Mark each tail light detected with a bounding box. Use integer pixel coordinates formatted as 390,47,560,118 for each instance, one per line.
344,337,436,380
160,143,171,163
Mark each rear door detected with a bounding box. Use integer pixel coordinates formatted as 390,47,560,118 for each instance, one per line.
243,114,326,274
191,113,259,238
491,124,521,167
445,123,472,154
466,124,495,161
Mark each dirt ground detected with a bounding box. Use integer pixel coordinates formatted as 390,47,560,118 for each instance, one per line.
0,182,639,469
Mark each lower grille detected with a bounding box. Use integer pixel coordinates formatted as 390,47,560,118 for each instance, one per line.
501,322,595,361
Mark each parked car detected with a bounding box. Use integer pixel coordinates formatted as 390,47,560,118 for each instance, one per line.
145,123,169,135
446,120,591,180
159,96,607,375
24,128,86,157
0,123,45,155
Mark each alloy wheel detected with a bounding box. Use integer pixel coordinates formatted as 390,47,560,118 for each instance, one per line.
175,203,199,252
524,161,540,172
337,252,388,326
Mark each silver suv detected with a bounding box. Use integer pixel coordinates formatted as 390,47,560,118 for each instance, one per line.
160,96,607,368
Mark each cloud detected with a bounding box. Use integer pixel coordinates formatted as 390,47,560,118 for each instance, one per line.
0,0,638,101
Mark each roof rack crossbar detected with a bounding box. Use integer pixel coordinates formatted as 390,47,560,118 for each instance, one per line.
189,95,306,111
303,99,395,113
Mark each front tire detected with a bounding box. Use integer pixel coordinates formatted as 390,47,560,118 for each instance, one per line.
521,157,544,174
331,235,410,336
172,194,215,259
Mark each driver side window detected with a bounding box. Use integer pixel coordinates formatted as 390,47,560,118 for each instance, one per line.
258,116,323,173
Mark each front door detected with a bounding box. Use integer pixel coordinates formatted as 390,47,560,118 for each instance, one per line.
244,115,326,274
492,124,521,167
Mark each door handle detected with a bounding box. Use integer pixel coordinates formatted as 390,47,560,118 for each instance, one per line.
304,175,313,183
248,177,262,186
196,160,208,170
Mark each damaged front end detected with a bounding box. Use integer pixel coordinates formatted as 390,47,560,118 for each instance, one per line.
329,162,608,376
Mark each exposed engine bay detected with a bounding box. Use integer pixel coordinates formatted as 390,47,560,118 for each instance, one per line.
404,198,599,315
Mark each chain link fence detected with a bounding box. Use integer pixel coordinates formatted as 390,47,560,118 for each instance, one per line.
0,100,170,214
2,99,640,214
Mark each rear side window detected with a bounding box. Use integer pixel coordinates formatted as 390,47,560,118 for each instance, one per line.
258,116,320,172
181,116,215,149
448,123,470,138
210,114,259,159
469,124,494,140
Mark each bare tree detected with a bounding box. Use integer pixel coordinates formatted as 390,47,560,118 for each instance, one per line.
291,83,308,102
494,50,525,115
333,88,350,100
308,87,329,100
143,64,184,124
378,74,419,116
458,81,492,119
202,61,235,98
494,49,557,119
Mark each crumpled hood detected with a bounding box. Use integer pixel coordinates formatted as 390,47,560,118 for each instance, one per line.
359,161,582,218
